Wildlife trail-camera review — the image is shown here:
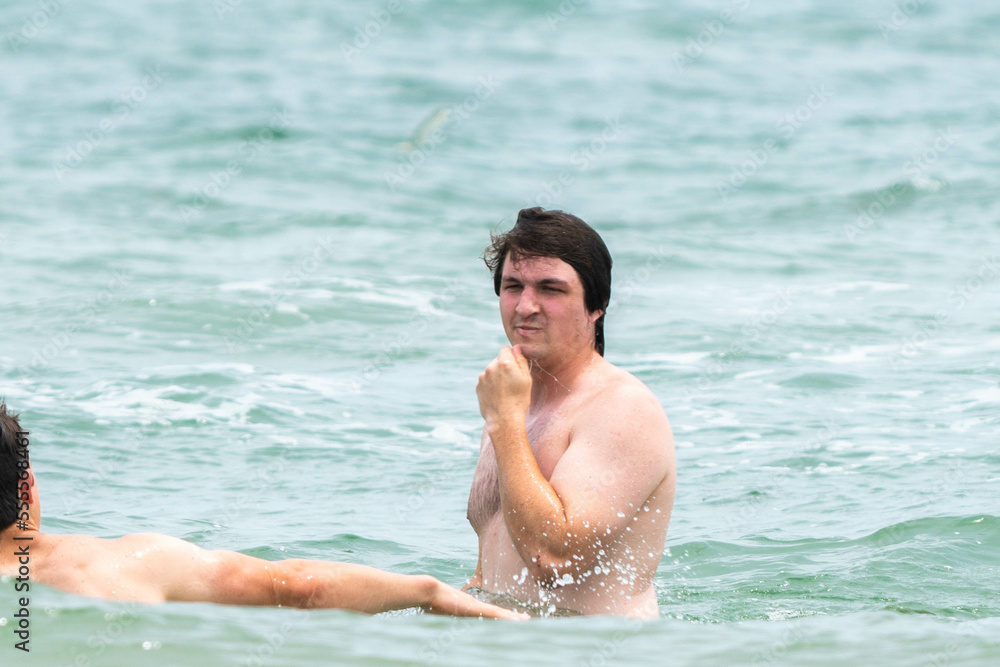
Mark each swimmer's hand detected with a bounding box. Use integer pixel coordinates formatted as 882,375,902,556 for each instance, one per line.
477,345,532,427
422,578,529,621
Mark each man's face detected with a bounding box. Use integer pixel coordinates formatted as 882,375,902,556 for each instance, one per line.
499,253,600,363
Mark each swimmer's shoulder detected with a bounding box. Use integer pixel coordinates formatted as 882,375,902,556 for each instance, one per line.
591,358,668,418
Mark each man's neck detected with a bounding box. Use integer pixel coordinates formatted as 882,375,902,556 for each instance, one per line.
0,525,43,567
528,347,600,404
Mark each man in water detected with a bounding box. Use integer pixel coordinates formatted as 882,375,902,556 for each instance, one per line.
0,402,522,619
466,207,676,617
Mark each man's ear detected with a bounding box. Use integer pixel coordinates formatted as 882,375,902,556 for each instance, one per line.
588,309,604,325
26,468,36,505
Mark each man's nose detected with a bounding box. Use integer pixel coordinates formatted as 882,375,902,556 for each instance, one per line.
515,288,539,316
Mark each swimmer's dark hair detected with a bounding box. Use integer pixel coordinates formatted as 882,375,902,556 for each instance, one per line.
0,401,30,530
484,207,613,355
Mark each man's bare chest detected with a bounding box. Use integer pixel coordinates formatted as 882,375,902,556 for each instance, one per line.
466,410,573,532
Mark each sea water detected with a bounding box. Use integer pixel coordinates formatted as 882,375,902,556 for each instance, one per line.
1,0,998,664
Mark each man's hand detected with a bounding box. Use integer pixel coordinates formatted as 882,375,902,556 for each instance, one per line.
476,345,532,427
421,576,527,620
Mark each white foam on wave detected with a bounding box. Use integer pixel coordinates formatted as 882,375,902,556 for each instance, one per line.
938,337,1000,358
811,281,911,296
349,288,440,311
429,424,476,448
219,279,275,293
941,385,1000,414
218,282,336,301
269,373,351,399
275,303,307,317
148,362,256,376
687,407,741,427
734,369,774,380
388,422,476,449
814,344,897,364
74,381,259,425
887,390,924,398
949,418,985,433
970,386,1000,404
635,351,712,365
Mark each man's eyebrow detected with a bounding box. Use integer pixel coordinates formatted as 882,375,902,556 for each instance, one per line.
502,276,570,287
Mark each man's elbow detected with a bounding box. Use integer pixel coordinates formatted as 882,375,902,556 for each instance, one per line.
272,561,321,609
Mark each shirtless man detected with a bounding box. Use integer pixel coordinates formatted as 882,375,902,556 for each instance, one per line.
466,207,676,617
0,403,522,620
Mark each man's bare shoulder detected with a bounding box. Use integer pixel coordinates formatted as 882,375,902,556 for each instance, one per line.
43,532,198,558
35,532,203,584
574,360,675,465
31,532,221,603
583,360,671,425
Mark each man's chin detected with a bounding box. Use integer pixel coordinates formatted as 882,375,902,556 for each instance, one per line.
512,342,543,361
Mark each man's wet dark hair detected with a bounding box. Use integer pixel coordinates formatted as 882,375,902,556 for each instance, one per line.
0,401,30,530
484,207,613,355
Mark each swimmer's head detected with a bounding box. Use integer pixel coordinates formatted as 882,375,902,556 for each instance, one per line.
0,401,30,531
484,208,612,355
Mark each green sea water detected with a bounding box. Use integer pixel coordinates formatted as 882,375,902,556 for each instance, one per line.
1,0,998,664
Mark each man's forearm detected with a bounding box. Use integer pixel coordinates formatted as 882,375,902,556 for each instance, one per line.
275,560,434,613
277,560,523,619
488,417,572,572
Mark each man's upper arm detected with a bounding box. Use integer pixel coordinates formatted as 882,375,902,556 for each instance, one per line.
548,385,674,554
121,534,282,606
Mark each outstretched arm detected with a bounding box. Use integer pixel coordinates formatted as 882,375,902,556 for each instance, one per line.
117,534,524,619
